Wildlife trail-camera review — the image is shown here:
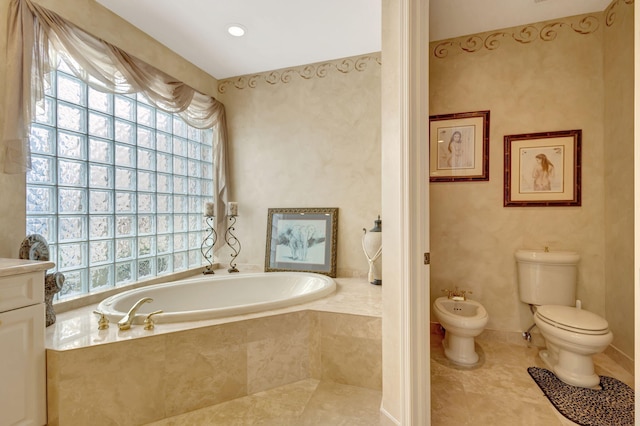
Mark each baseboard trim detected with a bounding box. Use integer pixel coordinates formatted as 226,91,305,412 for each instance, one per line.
604,343,634,376
430,322,544,347
379,404,401,426
432,321,634,375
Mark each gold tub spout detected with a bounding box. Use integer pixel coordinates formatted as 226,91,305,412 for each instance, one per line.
118,297,153,330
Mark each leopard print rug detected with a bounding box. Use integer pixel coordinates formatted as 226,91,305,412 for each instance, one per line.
528,367,634,426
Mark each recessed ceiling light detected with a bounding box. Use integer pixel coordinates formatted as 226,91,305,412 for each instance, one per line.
227,24,246,37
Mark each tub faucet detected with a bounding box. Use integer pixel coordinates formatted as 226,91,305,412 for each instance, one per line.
118,297,153,330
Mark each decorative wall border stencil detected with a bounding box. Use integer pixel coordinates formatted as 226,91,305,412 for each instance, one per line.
433,1,633,59
605,0,634,27
218,54,381,93
434,15,598,58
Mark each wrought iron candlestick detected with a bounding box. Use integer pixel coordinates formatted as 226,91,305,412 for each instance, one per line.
201,215,217,274
225,214,241,273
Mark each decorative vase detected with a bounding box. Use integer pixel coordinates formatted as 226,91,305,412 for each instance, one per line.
44,272,64,326
362,216,382,285
19,234,64,326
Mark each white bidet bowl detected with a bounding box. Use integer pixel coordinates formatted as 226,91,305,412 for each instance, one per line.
433,296,488,366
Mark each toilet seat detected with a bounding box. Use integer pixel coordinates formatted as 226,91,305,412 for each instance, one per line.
535,305,609,335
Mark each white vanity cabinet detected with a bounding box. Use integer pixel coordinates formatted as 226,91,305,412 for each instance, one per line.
0,259,54,426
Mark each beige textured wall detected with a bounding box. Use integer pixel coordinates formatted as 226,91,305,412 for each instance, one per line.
603,4,634,358
216,56,381,276
0,0,218,258
429,14,609,337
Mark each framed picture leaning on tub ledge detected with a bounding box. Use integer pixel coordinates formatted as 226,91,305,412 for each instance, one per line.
503,129,582,207
265,207,339,277
429,110,490,182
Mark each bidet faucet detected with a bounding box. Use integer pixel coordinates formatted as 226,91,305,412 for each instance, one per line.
442,287,472,301
118,297,153,330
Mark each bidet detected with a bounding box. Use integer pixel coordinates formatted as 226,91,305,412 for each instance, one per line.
433,296,488,365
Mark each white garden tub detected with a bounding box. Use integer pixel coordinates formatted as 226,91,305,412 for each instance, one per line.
97,272,336,324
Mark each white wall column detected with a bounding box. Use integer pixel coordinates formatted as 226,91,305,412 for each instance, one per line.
381,0,430,424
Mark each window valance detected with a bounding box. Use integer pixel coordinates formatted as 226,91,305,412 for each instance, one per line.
3,0,229,250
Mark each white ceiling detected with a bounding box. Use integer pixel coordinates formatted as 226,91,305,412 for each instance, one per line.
96,0,612,80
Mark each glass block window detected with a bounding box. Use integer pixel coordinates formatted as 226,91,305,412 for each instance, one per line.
27,61,214,301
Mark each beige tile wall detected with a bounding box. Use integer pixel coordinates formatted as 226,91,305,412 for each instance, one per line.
318,311,383,389
46,311,381,425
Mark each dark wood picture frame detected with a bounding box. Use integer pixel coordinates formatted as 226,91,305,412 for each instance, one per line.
429,110,490,182
504,129,582,207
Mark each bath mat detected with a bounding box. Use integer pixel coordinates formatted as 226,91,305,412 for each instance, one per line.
527,367,634,426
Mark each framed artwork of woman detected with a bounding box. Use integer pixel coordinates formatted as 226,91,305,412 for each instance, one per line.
429,110,490,182
504,129,581,207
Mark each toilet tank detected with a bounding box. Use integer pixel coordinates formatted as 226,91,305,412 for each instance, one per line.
515,249,579,306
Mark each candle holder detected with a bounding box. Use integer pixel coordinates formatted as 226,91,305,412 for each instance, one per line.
201,215,217,274
225,214,241,273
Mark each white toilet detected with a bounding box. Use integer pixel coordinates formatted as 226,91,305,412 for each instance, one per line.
516,249,613,389
433,292,489,366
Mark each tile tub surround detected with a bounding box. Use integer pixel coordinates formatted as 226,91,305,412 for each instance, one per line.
136,331,634,426
45,278,381,425
145,379,385,426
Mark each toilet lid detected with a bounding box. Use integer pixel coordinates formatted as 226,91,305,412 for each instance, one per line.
536,305,610,335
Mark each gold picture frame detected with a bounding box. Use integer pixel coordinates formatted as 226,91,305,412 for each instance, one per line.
429,110,490,182
265,207,338,277
504,129,582,207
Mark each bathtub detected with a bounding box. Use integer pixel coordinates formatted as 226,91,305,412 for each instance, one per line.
97,272,336,324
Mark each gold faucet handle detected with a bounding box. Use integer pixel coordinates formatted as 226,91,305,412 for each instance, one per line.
457,290,472,300
93,310,109,330
143,310,163,330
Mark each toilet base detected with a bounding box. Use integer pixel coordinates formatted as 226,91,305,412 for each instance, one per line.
539,348,601,389
443,331,480,366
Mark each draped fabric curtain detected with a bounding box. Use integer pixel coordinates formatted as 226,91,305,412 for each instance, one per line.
3,0,230,252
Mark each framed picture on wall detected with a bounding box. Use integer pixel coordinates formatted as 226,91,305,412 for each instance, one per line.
504,129,582,207
429,110,490,182
265,207,338,277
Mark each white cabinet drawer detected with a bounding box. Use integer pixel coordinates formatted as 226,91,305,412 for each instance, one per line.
0,272,45,313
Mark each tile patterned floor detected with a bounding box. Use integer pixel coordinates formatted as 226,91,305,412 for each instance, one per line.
145,332,634,425
144,379,383,425
430,332,634,426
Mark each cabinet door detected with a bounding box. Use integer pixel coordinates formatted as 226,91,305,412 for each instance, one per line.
0,304,46,426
